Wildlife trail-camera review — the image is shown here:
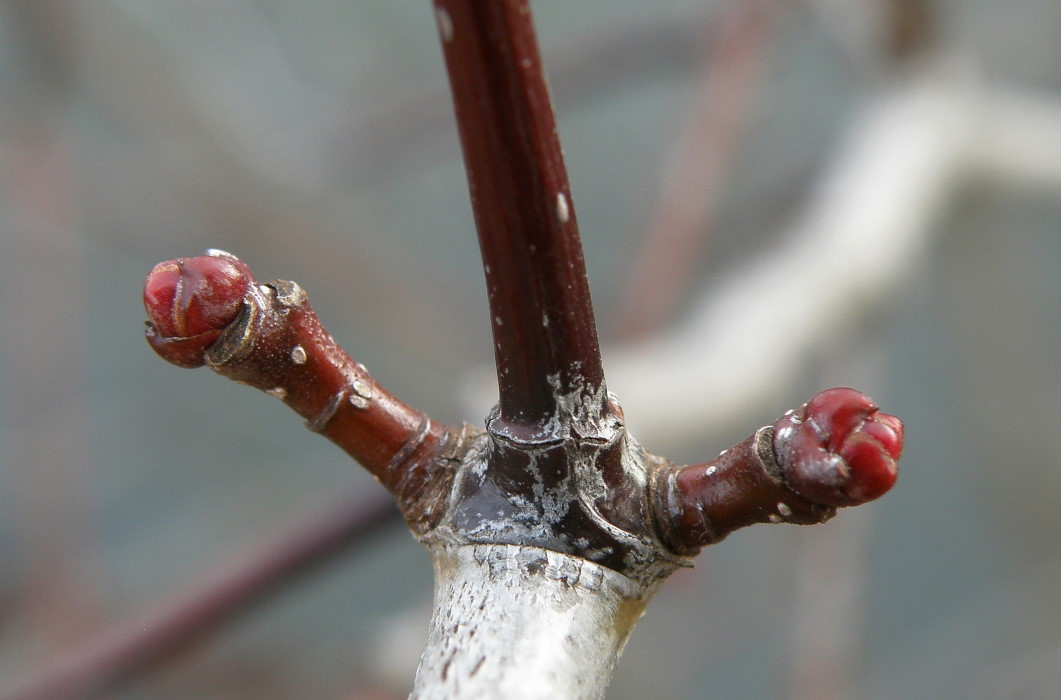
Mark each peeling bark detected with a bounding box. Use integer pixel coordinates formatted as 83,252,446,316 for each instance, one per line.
411,544,662,700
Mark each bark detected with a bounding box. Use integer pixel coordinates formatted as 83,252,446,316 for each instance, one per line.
410,544,660,700
419,5,683,693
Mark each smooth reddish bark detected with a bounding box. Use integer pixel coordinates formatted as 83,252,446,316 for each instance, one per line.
653,388,902,554
434,0,607,431
144,252,462,531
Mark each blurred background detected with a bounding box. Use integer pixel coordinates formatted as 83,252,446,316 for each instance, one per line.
0,0,1059,698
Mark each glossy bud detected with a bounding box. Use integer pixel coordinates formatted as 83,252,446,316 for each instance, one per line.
773,387,903,506
143,251,251,368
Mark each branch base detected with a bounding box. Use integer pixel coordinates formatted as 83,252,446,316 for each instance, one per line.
411,543,663,700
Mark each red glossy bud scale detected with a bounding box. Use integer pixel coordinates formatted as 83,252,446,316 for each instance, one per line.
773,387,903,506
143,251,251,368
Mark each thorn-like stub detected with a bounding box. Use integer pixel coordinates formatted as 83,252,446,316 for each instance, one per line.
270,279,307,308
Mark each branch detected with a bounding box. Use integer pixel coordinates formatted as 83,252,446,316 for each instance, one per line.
603,70,969,445
651,388,902,555
434,0,607,431
618,0,792,339
967,86,1061,192
7,247,453,698
2,494,398,700
885,0,936,60
143,250,465,531
428,0,663,581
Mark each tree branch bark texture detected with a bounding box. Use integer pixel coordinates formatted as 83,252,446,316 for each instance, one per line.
130,1,906,697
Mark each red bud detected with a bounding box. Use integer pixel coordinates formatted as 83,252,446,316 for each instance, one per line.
143,251,251,368
774,387,903,506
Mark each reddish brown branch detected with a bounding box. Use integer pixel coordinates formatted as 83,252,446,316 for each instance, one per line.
2,494,399,700
426,1,674,577
434,0,607,430
652,388,903,555
652,427,833,555
144,251,464,531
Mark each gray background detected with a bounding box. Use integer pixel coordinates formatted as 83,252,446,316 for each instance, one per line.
0,1,1058,698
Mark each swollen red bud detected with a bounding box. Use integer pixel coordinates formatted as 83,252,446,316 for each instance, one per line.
804,387,876,452
143,251,251,368
859,414,903,459
773,387,903,507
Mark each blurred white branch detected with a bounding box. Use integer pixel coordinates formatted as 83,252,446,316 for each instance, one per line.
468,59,1061,446
606,64,971,443
967,87,1061,192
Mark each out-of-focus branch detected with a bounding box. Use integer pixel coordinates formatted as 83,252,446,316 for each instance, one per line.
618,0,793,339
804,0,935,73
604,69,976,445
885,0,936,60
78,2,708,195
608,68,1061,446
468,62,1061,443
1,494,400,700
966,87,1061,192
2,119,103,653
